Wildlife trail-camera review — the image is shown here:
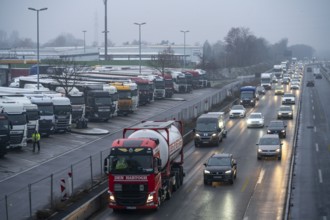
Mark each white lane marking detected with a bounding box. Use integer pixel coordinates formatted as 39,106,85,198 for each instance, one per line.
315,143,319,152
322,216,327,220
313,115,315,120
243,217,249,220
257,169,265,184
311,99,314,104
314,126,317,133
318,169,323,183
312,106,314,111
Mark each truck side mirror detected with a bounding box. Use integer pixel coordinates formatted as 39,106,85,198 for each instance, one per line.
103,155,110,174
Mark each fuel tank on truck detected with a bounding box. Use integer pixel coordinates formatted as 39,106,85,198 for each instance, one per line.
128,125,183,170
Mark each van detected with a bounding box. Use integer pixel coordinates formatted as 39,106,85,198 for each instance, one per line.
193,112,227,147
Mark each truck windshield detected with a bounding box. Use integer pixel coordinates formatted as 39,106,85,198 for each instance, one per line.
261,78,271,83
177,78,186,84
38,105,54,116
109,155,153,174
154,81,165,89
26,110,39,121
118,91,131,99
110,93,119,101
0,120,9,130
54,106,71,116
69,96,85,105
196,119,218,132
7,114,27,125
95,97,111,105
241,92,254,99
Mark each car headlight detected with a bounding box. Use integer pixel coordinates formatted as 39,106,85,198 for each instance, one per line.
247,119,252,124
212,133,217,137
258,149,262,152
225,170,232,174
278,113,282,115
289,112,292,115
195,133,200,138
276,149,281,152
250,100,254,103
281,130,285,133
267,130,271,133
147,191,155,203
204,170,210,174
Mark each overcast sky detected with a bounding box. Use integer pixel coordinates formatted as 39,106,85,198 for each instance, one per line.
1,0,330,51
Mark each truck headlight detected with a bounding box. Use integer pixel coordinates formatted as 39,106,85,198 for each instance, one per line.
147,192,155,203
108,191,115,202
204,170,210,174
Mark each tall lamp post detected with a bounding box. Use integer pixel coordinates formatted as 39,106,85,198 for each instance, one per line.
180,30,189,70
82,30,87,53
28,7,47,90
134,22,146,74
103,0,108,61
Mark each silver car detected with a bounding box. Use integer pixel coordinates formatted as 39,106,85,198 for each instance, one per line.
257,134,282,160
277,105,293,119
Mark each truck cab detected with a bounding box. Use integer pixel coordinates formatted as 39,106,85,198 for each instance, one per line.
0,113,12,157
51,97,72,132
240,86,257,107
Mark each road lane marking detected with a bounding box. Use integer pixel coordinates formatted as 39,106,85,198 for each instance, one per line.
315,143,319,152
241,177,249,192
243,217,248,220
257,169,265,184
313,115,315,120
312,106,314,111
314,127,317,133
322,216,327,220
318,169,323,183
311,99,314,104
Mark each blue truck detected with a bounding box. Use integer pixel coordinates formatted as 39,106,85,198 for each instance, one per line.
240,86,257,107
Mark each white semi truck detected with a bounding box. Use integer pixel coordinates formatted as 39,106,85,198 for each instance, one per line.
0,101,28,148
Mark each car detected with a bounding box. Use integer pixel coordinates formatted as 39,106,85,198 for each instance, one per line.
282,93,296,105
306,80,315,87
282,78,290,85
274,85,284,95
203,153,237,185
257,134,282,160
277,105,293,119
307,67,312,73
229,105,246,118
290,82,300,90
246,112,264,128
315,74,322,79
267,120,287,138
256,86,266,95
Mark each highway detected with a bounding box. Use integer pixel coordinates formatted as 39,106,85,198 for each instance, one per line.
90,82,300,219
1,66,330,220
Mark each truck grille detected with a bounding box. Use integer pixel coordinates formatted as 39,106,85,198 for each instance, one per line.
115,184,148,206
10,134,23,145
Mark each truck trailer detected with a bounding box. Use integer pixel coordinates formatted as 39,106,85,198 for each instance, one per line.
104,120,184,211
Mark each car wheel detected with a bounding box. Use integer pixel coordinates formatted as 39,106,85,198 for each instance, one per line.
204,179,210,185
229,179,234,185
257,156,261,160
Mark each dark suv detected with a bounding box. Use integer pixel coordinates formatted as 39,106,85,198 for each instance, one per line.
203,153,237,185
267,120,287,138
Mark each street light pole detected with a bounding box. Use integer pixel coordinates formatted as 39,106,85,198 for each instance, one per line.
103,0,108,61
82,30,87,53
134,22,146,74
180,30,189,70
28,7,48,90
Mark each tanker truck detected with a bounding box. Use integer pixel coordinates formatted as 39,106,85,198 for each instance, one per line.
103,120,184,211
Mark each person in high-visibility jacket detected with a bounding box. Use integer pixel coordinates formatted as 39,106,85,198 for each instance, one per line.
32,130,41,152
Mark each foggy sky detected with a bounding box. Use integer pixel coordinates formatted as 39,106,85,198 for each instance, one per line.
1,0,330,51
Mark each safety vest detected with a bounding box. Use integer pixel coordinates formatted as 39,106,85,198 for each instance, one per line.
32,132,40,142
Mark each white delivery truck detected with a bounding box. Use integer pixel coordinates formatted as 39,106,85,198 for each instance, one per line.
51,97,72,132
260,73,272,90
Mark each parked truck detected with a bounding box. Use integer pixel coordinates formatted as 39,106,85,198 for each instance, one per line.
29,96,55,137
0,101,28,148
103,120,184,211
110,82,133,116
260,73,272,90
51,97,72,132
240,86,257,107
0,113,12,157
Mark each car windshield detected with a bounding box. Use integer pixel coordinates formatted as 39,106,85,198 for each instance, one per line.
232,105,244,110
279,106,291,111
259,137,280,145
249,114,262,119
269,121,284,128
207,157,231,166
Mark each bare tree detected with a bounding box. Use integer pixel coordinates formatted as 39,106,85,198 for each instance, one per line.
46,59,86,96
148,46,180,74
